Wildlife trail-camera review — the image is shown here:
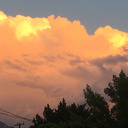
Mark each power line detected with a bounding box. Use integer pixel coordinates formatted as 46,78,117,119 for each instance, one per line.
0,108,32,122
0,112,16,118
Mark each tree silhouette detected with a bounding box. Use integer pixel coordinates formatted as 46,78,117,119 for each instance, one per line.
68,103,77,114
56,98,70,123
84,85,111,128
43,104,56,123
30,70,128,128
32,114,44,127
104,70,128,128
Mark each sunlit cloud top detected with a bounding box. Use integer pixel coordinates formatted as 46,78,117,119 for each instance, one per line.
0,11,51,40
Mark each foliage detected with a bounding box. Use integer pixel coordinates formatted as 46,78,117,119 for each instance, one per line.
43,104,56,123
56,98,70,123
30,70,128,128
104,70,128,128
83,85,112,128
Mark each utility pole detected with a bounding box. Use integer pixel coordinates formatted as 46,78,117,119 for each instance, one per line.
14,122,24,128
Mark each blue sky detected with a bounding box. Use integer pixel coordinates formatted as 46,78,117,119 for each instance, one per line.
0,0,128,34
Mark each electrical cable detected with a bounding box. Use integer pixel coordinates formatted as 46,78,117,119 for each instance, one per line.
0,108,32,122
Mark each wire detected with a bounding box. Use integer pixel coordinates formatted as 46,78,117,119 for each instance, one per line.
0,108,32,122
0,112,16,118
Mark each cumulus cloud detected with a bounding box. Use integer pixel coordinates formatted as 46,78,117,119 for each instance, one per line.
0,11,128,124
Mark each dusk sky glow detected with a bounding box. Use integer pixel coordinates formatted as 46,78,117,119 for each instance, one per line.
0,0,128,127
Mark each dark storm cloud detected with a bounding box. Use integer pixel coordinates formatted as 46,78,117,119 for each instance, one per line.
91,54,128,66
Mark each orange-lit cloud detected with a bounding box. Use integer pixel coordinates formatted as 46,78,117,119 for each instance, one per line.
95,25,128,48
0,11,128,125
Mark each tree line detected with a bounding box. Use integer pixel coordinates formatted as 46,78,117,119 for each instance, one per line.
30,70,128,128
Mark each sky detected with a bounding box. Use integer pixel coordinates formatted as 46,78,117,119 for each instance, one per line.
0,0,128,127
0,0,128,34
